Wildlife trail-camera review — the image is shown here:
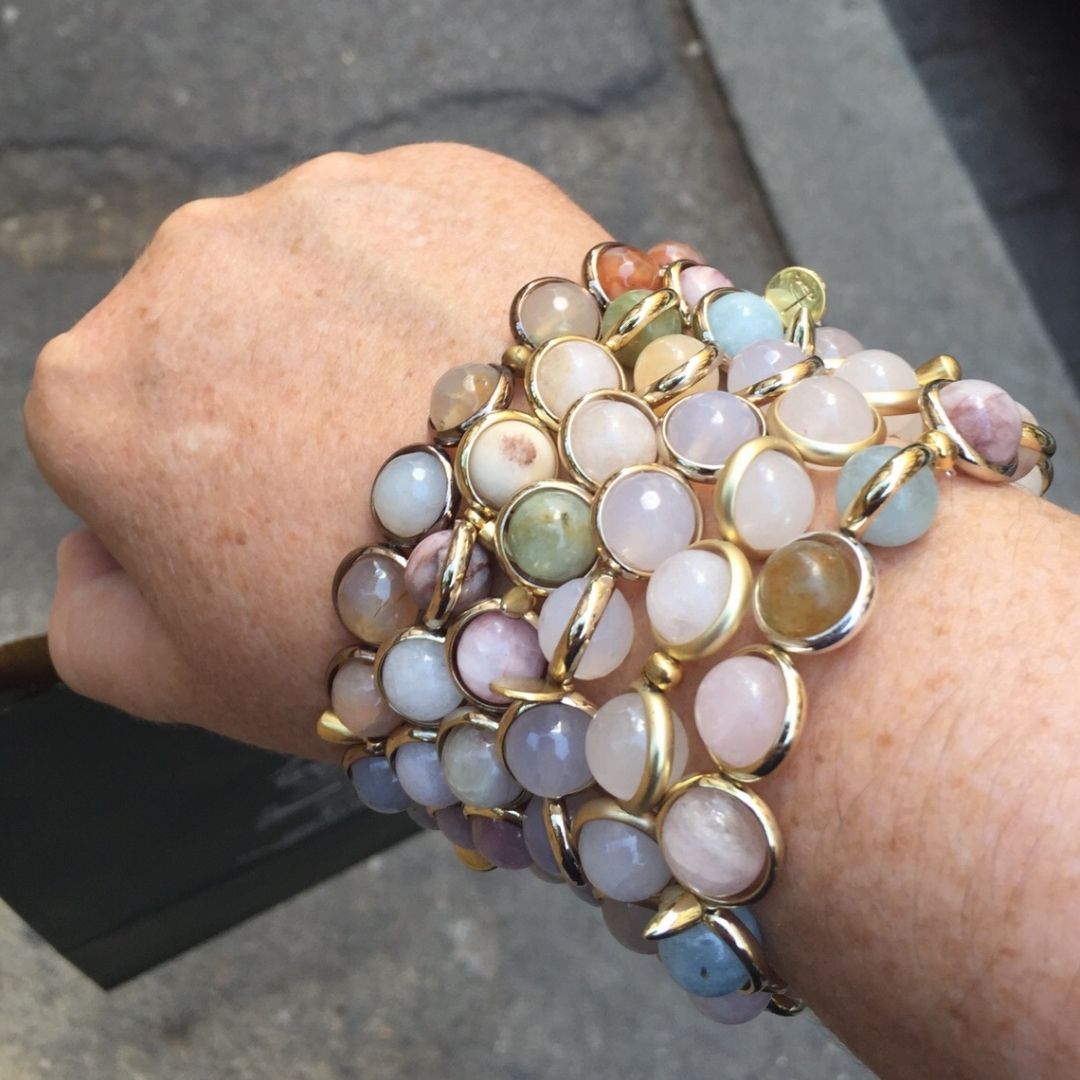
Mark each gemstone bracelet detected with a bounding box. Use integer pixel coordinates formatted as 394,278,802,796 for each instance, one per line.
315,240,1056,1026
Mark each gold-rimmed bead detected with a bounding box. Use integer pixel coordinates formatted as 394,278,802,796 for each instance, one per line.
369,443,457,548
583,241,618,306
733,353,825,405
372,624,460,727
660,257,701,322
636,340,721,412
569,796,658,847
919,379,1017,482
559,388,661,493
523,335,625,430
690,285,742,363
543,795,589,887
454,846,497,872
547,565,618,686
421,516,481,629
510,276,602,348
331,544,415,648
838,439,940,540
341,736,389,771
766,389,887,468
616,683,682,814
659,394,767,484
601,288,681,355
428,364,515,447
317,709,362,745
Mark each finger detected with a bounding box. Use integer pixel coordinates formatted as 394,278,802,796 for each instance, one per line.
49,529,189,722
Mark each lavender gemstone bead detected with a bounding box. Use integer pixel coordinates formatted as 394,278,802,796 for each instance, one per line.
503,702,594,798
406,803,438,830
578,819,672,902
522,797,562,877
662,390,764,471
435,804,474,849
726,338,804,395
691,990,772,1025
393,742,456,810
601,899,659,956
471,816,533,870
348,756,412,815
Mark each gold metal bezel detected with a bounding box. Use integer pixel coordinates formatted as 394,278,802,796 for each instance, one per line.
659,393,766,483
461,804,525,826
601,288,681,356
838,439,939,540
331,545,413,648
582,241,618,307
547,566,618,686
428,364,515,447
384,722,438,764
638,341,721,413
620,684,681,814
523,336,625,430
510,276,601,348
854,352,963,416
569,795,658,849
764,265,828,329
341,736,389,771
752,530,878,655
732,354,825,406
919,380,1017,482
1016,420,1056,496
454,846,496,872
544,795,589,886
655,773,782,906
690,285,742,365
767,388,887,467
434,705,501,758
317,644,382,745
592,464,704,580
372,624,453,728
325,644,376,698
492,479,600,596
422,516,480,629
660,258,702,323
369,443,456,547
559,388,661,493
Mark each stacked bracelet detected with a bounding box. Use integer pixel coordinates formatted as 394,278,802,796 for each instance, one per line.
316,240,1056,1026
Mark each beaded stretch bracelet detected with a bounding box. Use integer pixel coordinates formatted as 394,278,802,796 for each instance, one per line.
316,240,1057,1026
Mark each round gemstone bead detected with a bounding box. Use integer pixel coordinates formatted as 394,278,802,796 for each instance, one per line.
695,655,787,770
392,741,457,810
578,819,672,902
537,577,634,681
440,724,523,808
465,418,558,509
335,550,416,644
597,468,699,574
730,450,816,553
330,658,399,738
648,240,704,267
521,797,561,876
429,363,499,432
379,634,462,724
600,289,683,367
454,610,546,706
406,803,438,830
585,692,689,802
813,326,864,361
371,449,450,540
660,786,770,899
503,701,593,798
646,548,733,648
658,908,761,997
633,333,720,404
691,989,772,1025
939,378,1022,467
662,391,763,472
597,244,661,299
835,349,917,392
532,338,622,421
565,397,658,486
517,280,601,346
503,487,597,588
679,265,734,310
601,899,659,955
836,445,939,547
471,816,532,870
726,338,804,395
404,529,491,614
348,755,412,815
705,291,784,358
756,538,861,639
774,375,877,444
435,804,474,849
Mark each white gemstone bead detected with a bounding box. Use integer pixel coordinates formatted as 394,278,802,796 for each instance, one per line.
517,280,601,346
662,391,763,471
379,634,462,725
465,419,558,508
726,339,804,394
585,692,689,802
566,398,658,486
440,724,523,809
537,577,634,681
330,658,399,738
775,375,877,443
835,349,918,392
371,450,449,539
578,820,672,902
646,548,732,647
534,339,621,420
731,450,815,553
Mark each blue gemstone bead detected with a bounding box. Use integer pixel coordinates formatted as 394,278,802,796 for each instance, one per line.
348,755,412,814
836,445,939,547
705,292,784,358
658,907,761,998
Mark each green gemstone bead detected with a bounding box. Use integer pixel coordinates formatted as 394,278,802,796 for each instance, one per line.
600,289,683,368
505,489,597,587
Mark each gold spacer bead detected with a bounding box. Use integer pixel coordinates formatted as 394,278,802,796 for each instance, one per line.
500,585,535,618
643,651,683,693
502,344,533,373
454,845,496,872
920,428,958,471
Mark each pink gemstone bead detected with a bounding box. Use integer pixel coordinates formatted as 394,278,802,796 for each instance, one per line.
694,655,787,770
455,610,546,705
939,378,1022,467
648,240,705,267
835,349,917,392
660,786,769,900
680,265,734,310
726,339,804,394
330,658,399,738
813,326,863,361
662,390,764,471
404,529,491,614
774,375,877,443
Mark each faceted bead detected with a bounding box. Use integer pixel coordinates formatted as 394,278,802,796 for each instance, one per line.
371,449,450,540
404,529,491,615
705,291,784,358
660,786,769,899
680,265,734,311
695,655,787,770
597,244,661,299
648,240,704,268
435,803,474,849
348,755,412,815
730,450,815,553
774,375,877,443
578,819,672,902
601,899,660,956
429,363,499,431
455,610,546,706
503,487,597,588
836,445,939,547
835,349,917,392
517,279,601,346
691,989,772,1025
633,333,720,406
379,634,462,724
597,468,700,574
662,391,763,472
521,797,561,876
726,338,804,395
440,724,523,808
465,418,558,509
600,289,683,367
939,378,1022,466
533,338,622,421
393,741,457,810
471,816,532,870
585,692,689,802
646,548,733,647
503,701,593,798
813,326,864,361
756,538,860,638
658,908,761,997
538,577,634,680
330,657,399,738
565,397,658,486
406,803,438,830
335,550,416,644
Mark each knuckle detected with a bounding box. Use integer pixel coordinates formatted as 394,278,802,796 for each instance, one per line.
154,196,230,240
284,151,367,188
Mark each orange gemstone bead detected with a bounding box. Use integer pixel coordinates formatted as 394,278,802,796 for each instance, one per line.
597,244,662,300
756,538,860,638
648,240,704,267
